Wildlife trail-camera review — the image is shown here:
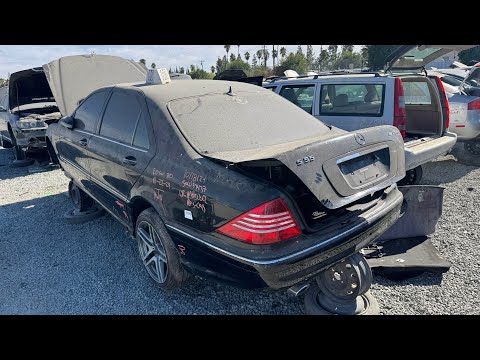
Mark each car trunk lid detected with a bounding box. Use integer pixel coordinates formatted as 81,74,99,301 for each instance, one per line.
42,54,147,116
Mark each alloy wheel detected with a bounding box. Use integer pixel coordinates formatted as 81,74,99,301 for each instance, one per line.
137,221,168,284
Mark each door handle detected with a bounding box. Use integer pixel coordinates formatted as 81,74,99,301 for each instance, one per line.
123,156,137,166
79,139,88,147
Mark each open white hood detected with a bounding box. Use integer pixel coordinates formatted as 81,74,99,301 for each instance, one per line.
43,54,147,116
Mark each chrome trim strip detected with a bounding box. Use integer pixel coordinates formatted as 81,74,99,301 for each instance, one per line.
75,129,148,153
164,189,402,266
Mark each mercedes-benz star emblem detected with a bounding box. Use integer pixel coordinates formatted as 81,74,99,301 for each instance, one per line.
355,133,366,145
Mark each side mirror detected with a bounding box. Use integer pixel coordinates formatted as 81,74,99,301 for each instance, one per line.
60,116,74,129
0,106,6,112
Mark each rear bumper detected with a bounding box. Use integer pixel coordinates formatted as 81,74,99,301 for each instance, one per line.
451,111,480,141
404,132,457,170
165,185,403,290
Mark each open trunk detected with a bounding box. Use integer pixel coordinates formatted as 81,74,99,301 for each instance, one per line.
401,75,444,141
168,85,406,211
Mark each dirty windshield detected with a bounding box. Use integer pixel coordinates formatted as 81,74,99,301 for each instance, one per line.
168,90,330,154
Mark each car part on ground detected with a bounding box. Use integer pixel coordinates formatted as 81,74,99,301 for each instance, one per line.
464,139,480,155
303,253,378,315
63,206,105,225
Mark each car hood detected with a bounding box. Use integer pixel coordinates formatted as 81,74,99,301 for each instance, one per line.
8,67,56,110
385,45,477,72
42,54,147,116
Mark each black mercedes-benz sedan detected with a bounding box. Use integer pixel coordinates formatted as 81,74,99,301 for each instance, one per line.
46,68,406,291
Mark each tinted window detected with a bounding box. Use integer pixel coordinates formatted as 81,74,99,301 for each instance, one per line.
133,111,149,149
74,90,108,132
264,86,277,92
402,82,431,105
279,85,315,113
441,75,463,87
320,84,384,116
100,91,141,144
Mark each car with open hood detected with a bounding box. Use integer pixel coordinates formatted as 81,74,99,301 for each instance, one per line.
0,55,147,164
45,58,406,292
264,45,477,184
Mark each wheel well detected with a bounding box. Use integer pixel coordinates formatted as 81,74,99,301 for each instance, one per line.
130,197,155,234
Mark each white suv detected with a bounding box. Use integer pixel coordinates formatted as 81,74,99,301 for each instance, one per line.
264,45,475,184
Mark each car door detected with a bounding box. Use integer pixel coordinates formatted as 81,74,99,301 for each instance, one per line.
87,88,155,224
55,89,110,191
278,83,316,115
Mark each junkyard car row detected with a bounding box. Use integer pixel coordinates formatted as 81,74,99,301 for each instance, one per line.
1,45,479,315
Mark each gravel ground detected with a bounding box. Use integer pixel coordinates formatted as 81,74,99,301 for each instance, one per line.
0,144,479,315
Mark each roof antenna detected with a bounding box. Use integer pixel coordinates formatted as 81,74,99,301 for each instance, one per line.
227,86,236,96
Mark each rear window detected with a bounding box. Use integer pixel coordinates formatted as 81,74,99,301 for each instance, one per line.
402,82,431,105
168,90,330,153
320,84,384,116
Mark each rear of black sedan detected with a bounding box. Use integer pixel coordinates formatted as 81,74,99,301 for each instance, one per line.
47,77,405,292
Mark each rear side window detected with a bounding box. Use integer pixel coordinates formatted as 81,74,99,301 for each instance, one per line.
264,86,277,92
132,112,150,149
100,91,142,144
74,90,108,132
279,84,315,113
320,84,384,116
402,82,431,105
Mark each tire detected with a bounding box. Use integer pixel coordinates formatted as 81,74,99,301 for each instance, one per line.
0,135,13,149
68,181,94,211
64,207,105,225
304,286,380,315
464,140,480,155
135,208,190,291
398,165,423,186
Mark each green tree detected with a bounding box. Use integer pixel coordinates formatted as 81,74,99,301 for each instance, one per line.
263,48,270,68
365,45,399,70
0,78,7,87
256,49,263,66
334,51,363,70
244,51,250,63
296,46,304,56
341,45,354,53
316,49,329,71
226,58,251,72
361,46,369,68
252,54,258,67
280,47,287,59
275,52,309,76
151,63,156,69
139,58,146,66
189,67,215,79
211,66,215,74
328,45,338,63
230,53,236,62
459,46,480,66
224,45,231,60
306,45,315,69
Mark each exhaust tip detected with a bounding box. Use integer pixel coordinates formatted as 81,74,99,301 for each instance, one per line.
287,282,310,297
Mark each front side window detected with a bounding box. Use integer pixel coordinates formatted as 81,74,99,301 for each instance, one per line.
279,84,315,113
100,91,142,144
320,84,384,116
73,90,108,132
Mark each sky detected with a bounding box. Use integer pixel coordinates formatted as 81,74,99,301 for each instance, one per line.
0,45,363,78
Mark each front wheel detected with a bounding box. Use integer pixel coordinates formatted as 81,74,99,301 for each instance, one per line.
464,140,480,155
136,208,190,291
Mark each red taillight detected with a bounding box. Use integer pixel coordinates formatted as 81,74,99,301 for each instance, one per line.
393,78,406,139
468,98,480,110
433,76,450,130
216,198,302,245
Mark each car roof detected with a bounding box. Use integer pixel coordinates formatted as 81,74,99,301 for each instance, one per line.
263,72,388,85
107,79,268,104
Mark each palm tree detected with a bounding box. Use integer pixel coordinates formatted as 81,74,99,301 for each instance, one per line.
237,45,240,57
263,47,270,68
256,49,263,67
224,45,231,60
280,47,287,59
272,46,278,70
211,66,215,74
139,58,146,66
151,63,156,69
244,51,250,64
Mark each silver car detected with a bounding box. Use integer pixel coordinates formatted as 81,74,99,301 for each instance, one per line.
428,66,480,155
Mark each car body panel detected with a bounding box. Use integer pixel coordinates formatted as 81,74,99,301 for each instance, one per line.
43,54,147,116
